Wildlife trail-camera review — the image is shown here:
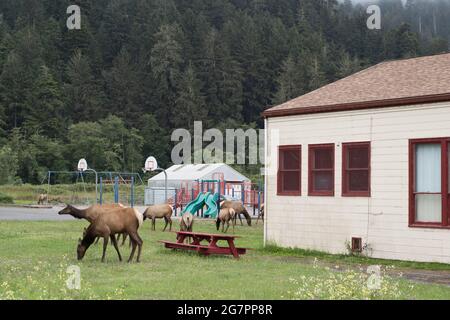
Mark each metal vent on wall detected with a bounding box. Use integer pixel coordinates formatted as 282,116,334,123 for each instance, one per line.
351,237,362,253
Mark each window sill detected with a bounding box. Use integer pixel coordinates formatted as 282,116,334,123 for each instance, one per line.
409,223,450,230
342,191,371,197
308,191,334,197
277,191,301,196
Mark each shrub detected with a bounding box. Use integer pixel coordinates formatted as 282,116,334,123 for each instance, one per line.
0,192,14,204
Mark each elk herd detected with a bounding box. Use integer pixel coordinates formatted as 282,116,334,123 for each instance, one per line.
58,200,263,262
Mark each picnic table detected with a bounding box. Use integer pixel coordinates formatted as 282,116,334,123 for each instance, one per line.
158,231,247,259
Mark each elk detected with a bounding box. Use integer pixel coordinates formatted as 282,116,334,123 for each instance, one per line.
216,207,236,233
220,200,252,226
256,203,264,225
59,203,127,244
143,204,173,231
58,203,125,223
178,212,194,243
77,206,144,263
180,212,194,232
37,194,48,205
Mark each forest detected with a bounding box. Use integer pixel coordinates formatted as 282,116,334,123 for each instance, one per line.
0,0,449,184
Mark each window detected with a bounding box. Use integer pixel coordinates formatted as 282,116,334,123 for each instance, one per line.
277,145,301,196
342,142,371,197
409,138,449,228
308,144,334,196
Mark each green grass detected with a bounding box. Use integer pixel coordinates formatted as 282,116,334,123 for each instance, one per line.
0,183,146,206
262,244,450,271
0,220,449,300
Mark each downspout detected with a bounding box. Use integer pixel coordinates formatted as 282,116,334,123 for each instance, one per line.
263,117,269,246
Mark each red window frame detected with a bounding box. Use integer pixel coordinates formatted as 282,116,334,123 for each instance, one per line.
342,142,371,197
308,144,335,196
277,145,301,196
409,138,450,229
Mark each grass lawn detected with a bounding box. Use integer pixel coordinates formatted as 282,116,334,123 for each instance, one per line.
0,219,450,300
0,184,146,206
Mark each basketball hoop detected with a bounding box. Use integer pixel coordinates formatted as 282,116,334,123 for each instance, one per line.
144,156,158,172
77,158,88,172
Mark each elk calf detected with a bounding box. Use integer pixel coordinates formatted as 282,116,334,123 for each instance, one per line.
216,208,236,233
143,204,173,231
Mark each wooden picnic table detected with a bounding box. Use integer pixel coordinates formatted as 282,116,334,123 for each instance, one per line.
158,231,247,259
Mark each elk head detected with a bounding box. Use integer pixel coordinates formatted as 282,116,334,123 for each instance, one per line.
58,204,74,215
77,238,87,260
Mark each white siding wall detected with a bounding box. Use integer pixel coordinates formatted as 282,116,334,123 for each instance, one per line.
265,102,450,263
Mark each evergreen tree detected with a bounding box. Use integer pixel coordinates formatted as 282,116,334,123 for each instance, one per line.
273,55,305,104
103,48,141,126
150,23,184,126
174,63,206,130
26,65,65,138
64,49,104,122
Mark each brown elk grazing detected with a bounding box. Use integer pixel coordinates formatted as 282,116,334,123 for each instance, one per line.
220,201,252,226
77,206,144,262
59,203,127,244
37,194,48,205
143,204,173,231
216,208,236,233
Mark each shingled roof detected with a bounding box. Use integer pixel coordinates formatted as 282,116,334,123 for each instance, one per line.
263,53,450,118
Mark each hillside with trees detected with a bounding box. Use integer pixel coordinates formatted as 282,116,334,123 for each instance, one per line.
0,0,449,183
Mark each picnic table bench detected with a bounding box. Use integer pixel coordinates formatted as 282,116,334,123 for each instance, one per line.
158,231,247,259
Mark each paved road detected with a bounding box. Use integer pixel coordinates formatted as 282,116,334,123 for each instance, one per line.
0,206,74,221
0,205,151,221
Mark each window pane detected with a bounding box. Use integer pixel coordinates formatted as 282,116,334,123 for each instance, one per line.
415,144,441,193
314,148,333,169
282,149,300,170
415,194,442,223
282,171,300,192
349,171,369,191
313,171,333,191
348,146,369,169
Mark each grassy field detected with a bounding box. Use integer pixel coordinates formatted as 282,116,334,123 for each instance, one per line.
1,219,450,300
0,184,146,206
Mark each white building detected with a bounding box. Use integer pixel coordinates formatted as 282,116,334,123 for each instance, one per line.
263,53,450,263
148,163,249,189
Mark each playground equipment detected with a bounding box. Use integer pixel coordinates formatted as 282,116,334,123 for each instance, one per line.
99,175,145,207
174,173,264,219
181,192,219,218
43,170,144,206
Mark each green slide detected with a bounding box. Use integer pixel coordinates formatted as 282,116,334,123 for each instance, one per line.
203,192,219,218
182,192,219,218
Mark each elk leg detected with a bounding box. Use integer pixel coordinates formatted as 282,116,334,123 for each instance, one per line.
163,217,168,232
225,220,230,233
121,233,127,246
239,213,243,226
135,233,143,263
152,217,156,231
94,237,100,245
101,236,109,263
168,216,172,231
110,235,122,262
128,238,137,263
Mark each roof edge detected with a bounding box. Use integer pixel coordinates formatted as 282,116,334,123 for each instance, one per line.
262,93,450,119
